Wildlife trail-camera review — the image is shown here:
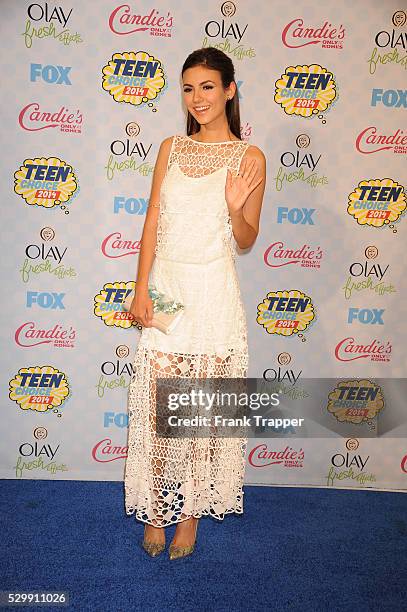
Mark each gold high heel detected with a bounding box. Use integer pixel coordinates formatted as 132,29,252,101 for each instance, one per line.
142,525,165,558
169,518,199,560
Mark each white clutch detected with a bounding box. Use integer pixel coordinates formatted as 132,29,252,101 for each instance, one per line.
123,285,184,335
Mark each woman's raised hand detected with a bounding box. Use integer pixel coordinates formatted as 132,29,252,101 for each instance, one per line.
225,157,264,215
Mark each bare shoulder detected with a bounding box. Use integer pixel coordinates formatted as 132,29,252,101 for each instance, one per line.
160,135,175,150
242,143,266,172
154,136,176,169
245,144,266,163
158,135,175,157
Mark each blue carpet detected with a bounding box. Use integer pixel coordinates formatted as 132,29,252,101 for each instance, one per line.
0,480,406,611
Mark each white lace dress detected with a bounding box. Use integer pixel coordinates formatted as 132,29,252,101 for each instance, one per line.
124,134,250,527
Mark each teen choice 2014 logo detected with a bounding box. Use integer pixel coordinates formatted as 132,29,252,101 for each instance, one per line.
102,51,166,109
14,157,78,209
327,379,385,425
274,64,337,118
347,178,406,228
9,365,70,413
94,281,137,329
257,289,316,336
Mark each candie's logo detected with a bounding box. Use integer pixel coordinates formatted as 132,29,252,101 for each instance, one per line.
19,103,83,134
327,380,384,424
92,438,128,462
101,232,141,258
109,5,174,37
335,337,392,362
274,64,337,118
102,51,166,109
94,281,137,329
347,178,406,227
15,322,76,348
264,242,323,269
248,444,304,468
257,290,316,336
14,157,78,209
356,127,407,155
282,18,345,49
9,365,70,413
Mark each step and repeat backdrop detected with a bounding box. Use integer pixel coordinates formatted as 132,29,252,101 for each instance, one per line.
1,0,406,492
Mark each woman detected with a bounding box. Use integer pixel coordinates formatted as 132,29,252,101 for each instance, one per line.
124,47,266,559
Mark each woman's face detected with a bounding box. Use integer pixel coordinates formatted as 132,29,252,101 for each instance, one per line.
182,65,235,126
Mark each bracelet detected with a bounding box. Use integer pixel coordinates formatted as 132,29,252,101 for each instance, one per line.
147,201,160,208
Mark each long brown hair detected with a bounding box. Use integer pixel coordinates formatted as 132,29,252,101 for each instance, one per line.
181,47,242,140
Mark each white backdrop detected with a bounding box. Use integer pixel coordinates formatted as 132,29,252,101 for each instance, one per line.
1,0,406,491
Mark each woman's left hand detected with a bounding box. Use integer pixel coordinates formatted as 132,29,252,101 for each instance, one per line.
225,157,264,215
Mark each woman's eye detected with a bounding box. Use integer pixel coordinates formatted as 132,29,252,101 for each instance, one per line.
204,86,213,90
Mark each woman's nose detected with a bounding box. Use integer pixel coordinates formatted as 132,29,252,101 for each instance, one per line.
192,89,203,103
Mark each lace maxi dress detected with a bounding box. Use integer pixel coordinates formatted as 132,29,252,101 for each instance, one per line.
124,134,250,527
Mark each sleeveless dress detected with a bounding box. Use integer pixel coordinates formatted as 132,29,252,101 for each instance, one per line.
124,134,250,527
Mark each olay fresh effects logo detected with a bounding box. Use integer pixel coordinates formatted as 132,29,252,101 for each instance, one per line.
257,290,316,337
105,123,154,180
347,178,406,228
9,365,70,414
327,380,384,425
275,134,328,191
264,242,323,269
92,438,128,462
97,345,134,399
109,5,174,37
356,127,407,155
274,64,338,118
248,444,304,468
335,338,392,362
368,10,407,75
282,18,345,49
15,322,76,348
101,232,141,258
343,246,396,300
22,2,83,49
327,446,376,487
94,281,137,329
21,227,76,283
14,157,78,210
263,353,308,401
19,103,83,134
14,427,68,478
202,2,255,61
102,51,166,110
263,352,302,386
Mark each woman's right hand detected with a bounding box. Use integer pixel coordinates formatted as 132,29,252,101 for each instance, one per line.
129,286,153,327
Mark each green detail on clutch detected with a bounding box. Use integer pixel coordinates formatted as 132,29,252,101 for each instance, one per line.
148,285,184,314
